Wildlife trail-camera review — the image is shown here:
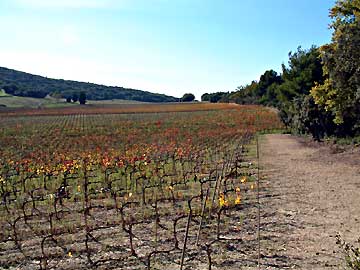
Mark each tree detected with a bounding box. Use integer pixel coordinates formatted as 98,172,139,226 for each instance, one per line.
201,92,228,103
256,70,282,97
274,46,325,131
201,93,211,102
181,93,195,102
241,46,336,139
229,81,259,104
72,93,78,103
277,46,324,104
3,84,18,95
79,92,87,105
286,95,336,140
311,0,360,133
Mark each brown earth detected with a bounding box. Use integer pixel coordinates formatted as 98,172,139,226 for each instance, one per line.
258,134,360,269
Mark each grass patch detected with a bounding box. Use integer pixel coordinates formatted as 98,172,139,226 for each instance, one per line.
0,95,77,108
0,89,10,97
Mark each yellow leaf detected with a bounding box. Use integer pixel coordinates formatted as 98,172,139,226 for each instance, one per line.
219,194,228,207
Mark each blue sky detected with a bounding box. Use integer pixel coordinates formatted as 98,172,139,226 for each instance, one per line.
0,0,335,99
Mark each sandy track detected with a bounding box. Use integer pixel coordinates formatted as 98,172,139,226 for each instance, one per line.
258,134,360,269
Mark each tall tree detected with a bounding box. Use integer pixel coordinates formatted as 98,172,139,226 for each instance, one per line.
271,46,333,139
257,70,282,97
311,0,360,129
256,70,283,105
277,46,324,105
79,91,87,105
72,92,79,103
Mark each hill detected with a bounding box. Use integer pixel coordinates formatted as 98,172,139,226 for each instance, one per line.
0,67,178,102
0,89,151,108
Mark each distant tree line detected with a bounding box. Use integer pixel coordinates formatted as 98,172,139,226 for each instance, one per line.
0,67,178,102
201,92,229,103
202,0,360,140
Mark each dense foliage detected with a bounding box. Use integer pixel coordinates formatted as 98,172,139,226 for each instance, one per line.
206,1,360,140
311,0,360,135
201,92,229,103
0,67,178,102
207,47,330,139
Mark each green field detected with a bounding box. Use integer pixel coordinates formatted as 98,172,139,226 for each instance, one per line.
0,89,10,97
0,90,147,108
0,91,73,108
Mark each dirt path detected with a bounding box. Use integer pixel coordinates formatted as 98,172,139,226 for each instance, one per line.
259,134,360,269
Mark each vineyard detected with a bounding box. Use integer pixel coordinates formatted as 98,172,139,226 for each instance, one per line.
0,104,283,269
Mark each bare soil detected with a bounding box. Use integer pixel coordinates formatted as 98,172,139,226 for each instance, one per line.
259,134,360,269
